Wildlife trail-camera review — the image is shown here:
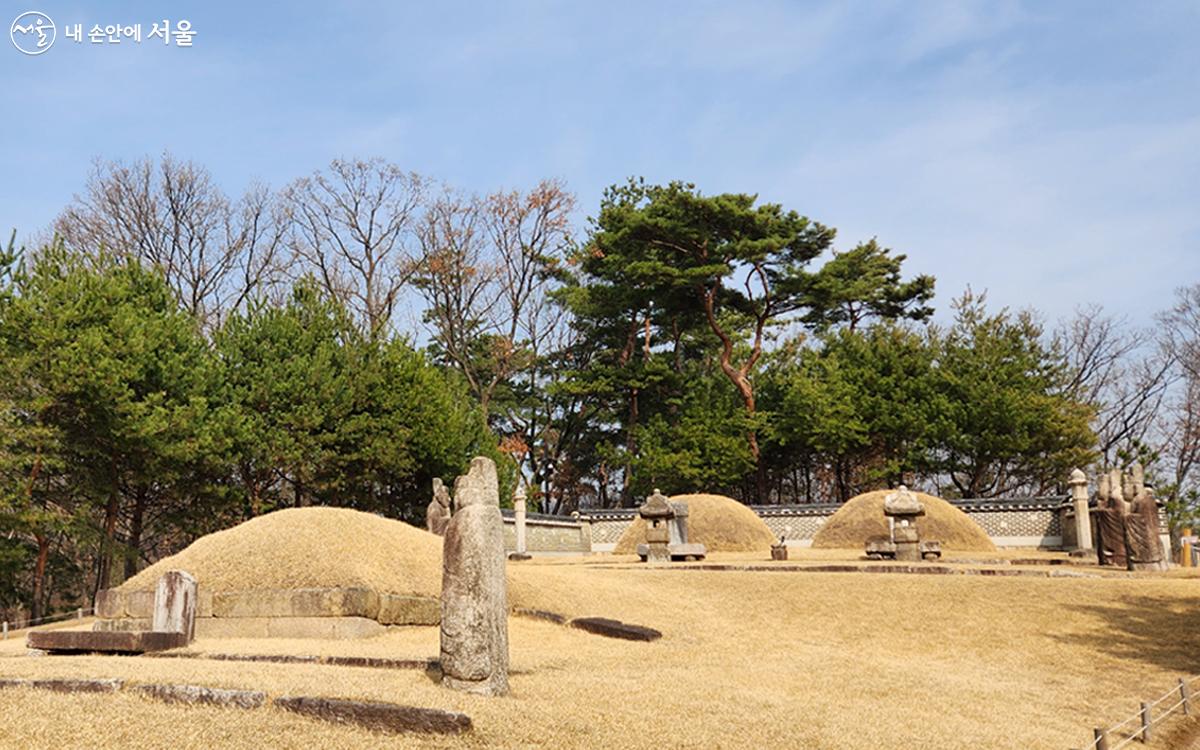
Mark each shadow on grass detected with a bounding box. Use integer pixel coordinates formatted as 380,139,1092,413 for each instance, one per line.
1052,595,1200,675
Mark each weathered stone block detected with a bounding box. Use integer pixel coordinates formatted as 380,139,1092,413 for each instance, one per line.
378,594,439,625
94,589,126,619
195,588,213,618
93,617,152,633
27,629,187,654
126,590,155,618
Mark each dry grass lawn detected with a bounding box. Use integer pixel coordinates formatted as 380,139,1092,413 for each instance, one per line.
812,489,997,551
3,556,1200,749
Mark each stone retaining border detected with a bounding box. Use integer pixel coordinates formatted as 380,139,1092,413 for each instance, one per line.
146,651,437,671
0,677,472,735
652,562,1106,578
0,677,124,692
132,683,266,709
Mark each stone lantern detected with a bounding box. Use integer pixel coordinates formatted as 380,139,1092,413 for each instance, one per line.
638,489,674,563
883,486,925,562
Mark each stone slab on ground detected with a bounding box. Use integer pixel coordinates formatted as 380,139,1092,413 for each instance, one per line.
274,695,472,735
133,683,266,709
27,630,188,654
568,617,663,642
30,678,124,693
147,651,437,671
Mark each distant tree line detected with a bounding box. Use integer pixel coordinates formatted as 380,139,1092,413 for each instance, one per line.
1,155,1197,620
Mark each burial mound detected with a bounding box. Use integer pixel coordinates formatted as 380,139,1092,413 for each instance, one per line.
613,493,777,554
811,490,996,552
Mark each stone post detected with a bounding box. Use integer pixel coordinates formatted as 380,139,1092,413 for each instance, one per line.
508,484,532,561
152,570,198,643
514,485,527,554
440,457,509,697
1068,468,1093,554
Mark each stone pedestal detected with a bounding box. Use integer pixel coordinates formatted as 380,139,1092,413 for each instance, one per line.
893,522,921,562
770,544,788,561
644,525,671,563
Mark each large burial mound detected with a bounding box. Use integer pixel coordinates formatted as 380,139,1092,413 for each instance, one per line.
614,493,777,554
103,507,446,637
107,507,631,636
121,507,443,595
811,489,996,552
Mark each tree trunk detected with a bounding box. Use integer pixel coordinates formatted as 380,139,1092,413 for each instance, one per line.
94,488,120,600
30,534,50,623
124,489,146,581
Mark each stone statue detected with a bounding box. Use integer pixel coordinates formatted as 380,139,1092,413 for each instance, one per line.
439,457,509,696
1094,471,1128,567
426,478,451,536
1124,471,1168,572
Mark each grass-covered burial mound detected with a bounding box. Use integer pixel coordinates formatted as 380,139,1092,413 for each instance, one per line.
811,490,996,552
119,507,444,596
613,493,777,554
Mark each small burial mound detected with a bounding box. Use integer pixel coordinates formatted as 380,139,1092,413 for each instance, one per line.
613,493,777,554
811,490,996,552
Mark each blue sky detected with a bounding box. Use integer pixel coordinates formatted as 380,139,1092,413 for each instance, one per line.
3,1,1197,328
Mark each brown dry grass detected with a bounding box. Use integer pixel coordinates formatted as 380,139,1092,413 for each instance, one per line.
613,493,778,554
812,489,997,551
5,561,1200,749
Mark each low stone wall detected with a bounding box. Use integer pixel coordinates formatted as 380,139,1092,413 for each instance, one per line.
500,511,591,554
578,496,1076,552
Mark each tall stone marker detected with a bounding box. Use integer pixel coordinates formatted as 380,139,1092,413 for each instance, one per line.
426,478,452,536
152,570,198,644
440,457,509,696
1068,468,1093,555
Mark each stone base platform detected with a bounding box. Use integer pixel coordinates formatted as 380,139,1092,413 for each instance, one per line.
95,615,387,640
27,630,188,654
636,543,707,561
94,586,439,639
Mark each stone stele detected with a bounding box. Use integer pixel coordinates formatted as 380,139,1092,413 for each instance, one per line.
426,478,452,536
439,457,509,696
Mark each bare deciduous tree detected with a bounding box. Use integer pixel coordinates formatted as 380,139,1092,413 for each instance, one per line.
55,154,288,330
415,180,575,415
1055,304,1177,466
283,158,425,336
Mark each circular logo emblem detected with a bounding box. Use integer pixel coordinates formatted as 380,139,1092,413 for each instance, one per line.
10,11,56,55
